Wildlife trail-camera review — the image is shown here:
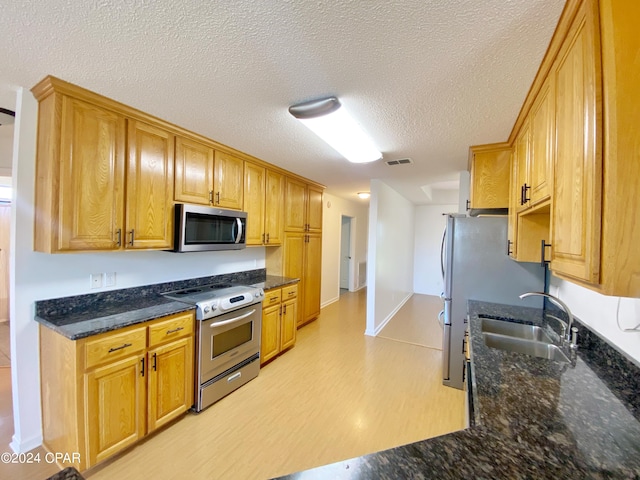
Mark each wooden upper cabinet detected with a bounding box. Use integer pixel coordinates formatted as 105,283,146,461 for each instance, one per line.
213,151,244,210
126,120,175,249
284,177,307,232
174,136,214,205
306,185,323,232
56,96,126,251
514,122,531,213
529,76,555,206
468,143,511,210
284,177,323,232
550,0,602,284
264,169,284,245
244,161,266,245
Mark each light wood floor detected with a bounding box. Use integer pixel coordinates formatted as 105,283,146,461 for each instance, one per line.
378,294,444,350
0,290,465,480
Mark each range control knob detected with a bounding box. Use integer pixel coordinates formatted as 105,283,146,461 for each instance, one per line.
203,305,211,314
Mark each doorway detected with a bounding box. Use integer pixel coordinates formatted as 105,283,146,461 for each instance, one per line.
0,202,10,366
340,215,353,294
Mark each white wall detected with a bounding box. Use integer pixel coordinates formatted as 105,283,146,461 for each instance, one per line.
551,277,640,364
9,88,266,453
321,192,369,307
413,204,458,296
365,180,414,336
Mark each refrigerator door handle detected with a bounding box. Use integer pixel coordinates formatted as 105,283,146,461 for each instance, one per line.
442,323,451,381
440,226,447,282
437,310,444,329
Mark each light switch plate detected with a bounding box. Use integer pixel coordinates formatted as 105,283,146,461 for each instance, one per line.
105,272,116,287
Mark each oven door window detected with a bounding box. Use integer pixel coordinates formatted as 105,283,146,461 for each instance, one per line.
211,321,253,358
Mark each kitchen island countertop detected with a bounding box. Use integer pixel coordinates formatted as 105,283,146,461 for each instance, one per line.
279,300,640,479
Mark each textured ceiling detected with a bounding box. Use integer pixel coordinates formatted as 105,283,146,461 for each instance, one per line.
0,0,564,204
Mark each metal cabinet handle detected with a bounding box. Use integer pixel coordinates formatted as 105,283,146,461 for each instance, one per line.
507,239,513,256
108,342,132,353
523,183,530,203
209,190,214,204
216,192,220,204
166,327,184,335
283,304,287,315
129,229,135,246
466,199,470,211
140,357,145,377
262,233,265,244
116,228,122,247
541,240,552,267
152,352,157,371
266,233,269,244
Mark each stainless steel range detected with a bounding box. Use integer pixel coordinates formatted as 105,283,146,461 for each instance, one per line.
163,283,264,412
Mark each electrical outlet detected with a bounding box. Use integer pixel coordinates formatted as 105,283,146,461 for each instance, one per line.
105,272,116,287
90,273,103,289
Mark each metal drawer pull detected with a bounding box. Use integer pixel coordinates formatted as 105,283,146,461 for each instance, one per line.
166,326,184,334
227,372,242,383
108,342,132,353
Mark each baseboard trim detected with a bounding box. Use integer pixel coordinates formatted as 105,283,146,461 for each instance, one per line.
365,292,413,337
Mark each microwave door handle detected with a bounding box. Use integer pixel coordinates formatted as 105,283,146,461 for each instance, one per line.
210,309,256,328
235,218,243,244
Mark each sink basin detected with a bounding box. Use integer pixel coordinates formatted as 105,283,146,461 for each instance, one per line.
482,333,570,363
481,318,554,343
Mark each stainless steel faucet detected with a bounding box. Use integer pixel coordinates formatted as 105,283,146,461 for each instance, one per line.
519,292,578,348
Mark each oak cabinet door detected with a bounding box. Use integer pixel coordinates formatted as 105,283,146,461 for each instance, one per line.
244,162,266,245
85,354,146,466
468,145,511,210
174,136,214,205
260,303,281,364
126,120,175,249
306,185,324,232
280,298,297,351
302,233,322,324
284,177,307,232
58,96,125,251
514,122,531,213
147,336,194,432
284,232,305,326
213,151,244,210
529,76,555,206
264,169,284,245
551,3,602,284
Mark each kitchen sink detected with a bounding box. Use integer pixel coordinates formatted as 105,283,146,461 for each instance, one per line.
481,318,554,343
482,333,571,363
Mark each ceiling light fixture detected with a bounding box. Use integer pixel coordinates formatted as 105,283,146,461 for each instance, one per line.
0,108,16,126
357,192,371,199
288,97,382,164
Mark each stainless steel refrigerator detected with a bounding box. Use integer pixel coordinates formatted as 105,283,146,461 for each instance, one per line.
440,214,545,390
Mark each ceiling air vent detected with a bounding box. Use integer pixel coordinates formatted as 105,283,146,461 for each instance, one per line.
385,158,413,166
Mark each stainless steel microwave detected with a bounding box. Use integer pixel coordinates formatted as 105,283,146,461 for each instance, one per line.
173,204,247,252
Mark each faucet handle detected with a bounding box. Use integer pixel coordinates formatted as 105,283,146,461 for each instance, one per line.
570,327,579,349
546,314,568,341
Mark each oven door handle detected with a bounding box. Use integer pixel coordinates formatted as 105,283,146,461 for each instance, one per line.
210,309,256,328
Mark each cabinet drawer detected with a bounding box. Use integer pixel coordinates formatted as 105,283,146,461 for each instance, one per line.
85,327,147,370
263,289,282,307
148,312,194,348
281,284,298,300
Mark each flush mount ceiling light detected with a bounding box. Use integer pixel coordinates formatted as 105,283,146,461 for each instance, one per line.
288,97,382,164
357,192,371,199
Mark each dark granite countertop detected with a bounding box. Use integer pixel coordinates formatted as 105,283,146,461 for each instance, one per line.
36,268,299,340
279,301,640,479
251,275,299,291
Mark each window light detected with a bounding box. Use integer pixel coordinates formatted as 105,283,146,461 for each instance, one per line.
289,97,382,164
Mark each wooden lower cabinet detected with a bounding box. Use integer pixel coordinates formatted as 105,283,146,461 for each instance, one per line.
40,311,195,471
284,232,321,327
260,284,298,365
